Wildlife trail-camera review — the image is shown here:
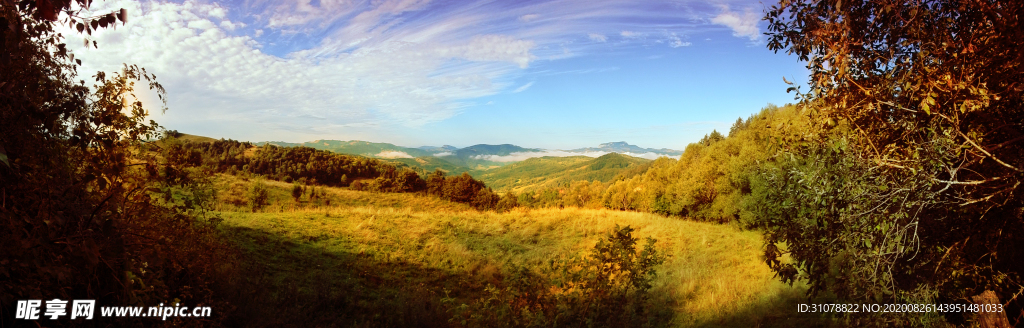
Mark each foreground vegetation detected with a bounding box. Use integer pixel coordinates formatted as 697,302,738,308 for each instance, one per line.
212,175,817,327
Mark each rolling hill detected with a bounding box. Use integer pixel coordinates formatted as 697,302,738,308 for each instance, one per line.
476,152,652,193
386,156,474,176
454,144,540,158
210,135,681,180
258,140,538,172
159,132,219,143
263,140,434,158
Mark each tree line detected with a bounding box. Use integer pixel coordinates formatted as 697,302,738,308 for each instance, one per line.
481,104,793,222
163,136,506,210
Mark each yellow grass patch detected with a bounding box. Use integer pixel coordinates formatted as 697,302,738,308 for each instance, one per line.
213,174,820,327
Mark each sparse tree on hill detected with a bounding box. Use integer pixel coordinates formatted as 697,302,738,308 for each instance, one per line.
728,117,745,136
249,181,270,212
291,183,303,202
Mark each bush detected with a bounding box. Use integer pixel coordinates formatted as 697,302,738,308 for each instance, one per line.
350,180,365,191
471,188,499,210
451,225,668,327
248,181,270,212
291,183,303,202
496,192,519,212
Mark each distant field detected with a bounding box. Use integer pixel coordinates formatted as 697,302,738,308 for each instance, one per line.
476,153,651,193
176,133,219,143
212,174,826,327
388,156,475,176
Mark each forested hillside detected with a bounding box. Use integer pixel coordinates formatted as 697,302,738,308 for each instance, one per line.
161,136,511,211
601,104,809,222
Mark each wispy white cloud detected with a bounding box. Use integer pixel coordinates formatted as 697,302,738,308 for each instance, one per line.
433,151,454,157
711,5,761,42
512,81,534,93
63,0,517,131
620,30,642,39
61,0,756,141
667,32,691,48
519,14,540,22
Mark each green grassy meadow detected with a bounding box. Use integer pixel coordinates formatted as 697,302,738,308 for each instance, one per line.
475,153,650,193
211,175,828,327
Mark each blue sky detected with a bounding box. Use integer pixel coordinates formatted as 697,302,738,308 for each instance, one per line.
65,0,808,150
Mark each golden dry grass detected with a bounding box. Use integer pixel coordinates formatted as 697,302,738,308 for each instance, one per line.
213,174,823,327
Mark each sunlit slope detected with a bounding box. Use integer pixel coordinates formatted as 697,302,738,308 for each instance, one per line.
387,156,474,176
154,132,218,144
214,175,817,327
477,153,652,193
264,140,434,158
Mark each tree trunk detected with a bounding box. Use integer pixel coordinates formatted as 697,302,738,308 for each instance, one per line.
972,290,1011,328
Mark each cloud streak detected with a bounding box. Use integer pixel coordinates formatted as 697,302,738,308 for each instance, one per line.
711,5,761,42
512,81,534,93
62,0,762,142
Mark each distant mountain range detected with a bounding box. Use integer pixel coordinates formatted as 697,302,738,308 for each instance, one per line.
257,139,680,174
455,144,541,158
570,141,684,157
415,145,458,152
262,140,677,159
186,134,677,191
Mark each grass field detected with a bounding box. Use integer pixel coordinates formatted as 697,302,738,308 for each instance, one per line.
212,175,830,327
475,153,650,193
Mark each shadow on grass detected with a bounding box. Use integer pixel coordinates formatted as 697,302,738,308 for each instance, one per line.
685,287,838,328
215,223,482,328
651,264,838,327
212,213,838,328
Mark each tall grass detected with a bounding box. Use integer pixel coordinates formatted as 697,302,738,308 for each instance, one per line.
212,174,826,327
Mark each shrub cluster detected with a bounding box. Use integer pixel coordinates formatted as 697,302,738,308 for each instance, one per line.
449,225,668,327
